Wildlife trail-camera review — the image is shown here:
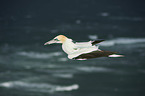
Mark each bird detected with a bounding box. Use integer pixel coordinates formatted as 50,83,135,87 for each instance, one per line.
44,35,124,60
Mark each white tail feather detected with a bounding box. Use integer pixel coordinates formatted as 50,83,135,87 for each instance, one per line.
109,54,124,57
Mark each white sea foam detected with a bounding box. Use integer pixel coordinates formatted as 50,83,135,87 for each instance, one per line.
55,84,79,91
88,36,145,46
76,67,112,72
0,81,79,93
58,57,68,61
0,81,51,89
52,73,73,79
0,82,12,88
88,35,98,40
112,38,145,44
17,51,63,59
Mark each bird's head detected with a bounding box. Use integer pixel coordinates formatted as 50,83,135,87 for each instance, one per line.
44,35,67,45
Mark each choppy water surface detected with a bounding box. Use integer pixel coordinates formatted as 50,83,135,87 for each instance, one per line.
0,37,145,96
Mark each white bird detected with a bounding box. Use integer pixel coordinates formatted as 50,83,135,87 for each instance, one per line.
44,35,124,60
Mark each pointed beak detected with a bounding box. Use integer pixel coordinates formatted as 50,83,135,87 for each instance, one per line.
44,39,56,45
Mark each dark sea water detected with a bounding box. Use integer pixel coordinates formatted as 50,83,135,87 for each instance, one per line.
0,0,145,96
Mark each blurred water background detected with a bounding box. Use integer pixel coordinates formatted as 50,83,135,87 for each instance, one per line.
0,0,145,96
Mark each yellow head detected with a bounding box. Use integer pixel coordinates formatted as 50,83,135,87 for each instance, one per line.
44,35,67,45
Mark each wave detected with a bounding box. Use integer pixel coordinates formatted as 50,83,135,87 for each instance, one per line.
55,84,79,91
58,57,68,61
76,66,113,72
88,36,145,46
17,51,63,59
100,38,145,46
52,73,73,79
88,35,98,40
0,81,79,93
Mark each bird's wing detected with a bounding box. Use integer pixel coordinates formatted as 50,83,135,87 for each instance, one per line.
75,41,94,48
75,39,104,48
73,50,117,60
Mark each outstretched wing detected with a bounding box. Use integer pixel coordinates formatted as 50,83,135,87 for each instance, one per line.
73,50,117,60
75,41,93,48
75,39,104,48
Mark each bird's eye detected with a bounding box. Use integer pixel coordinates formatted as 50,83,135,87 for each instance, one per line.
54,38,59,41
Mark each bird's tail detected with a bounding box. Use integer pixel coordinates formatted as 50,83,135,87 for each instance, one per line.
108,54,124,57
100,50,124,57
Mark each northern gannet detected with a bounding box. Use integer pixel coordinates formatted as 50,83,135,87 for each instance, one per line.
44,35,124,60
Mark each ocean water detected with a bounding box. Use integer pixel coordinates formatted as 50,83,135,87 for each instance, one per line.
0,37,145,96
0,0,145,96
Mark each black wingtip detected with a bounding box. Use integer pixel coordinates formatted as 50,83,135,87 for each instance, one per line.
91,39,105,45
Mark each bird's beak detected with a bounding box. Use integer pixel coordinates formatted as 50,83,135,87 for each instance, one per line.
44,39,56,45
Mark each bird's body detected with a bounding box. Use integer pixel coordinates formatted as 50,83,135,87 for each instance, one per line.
62,38,76,55
44,35,123,60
